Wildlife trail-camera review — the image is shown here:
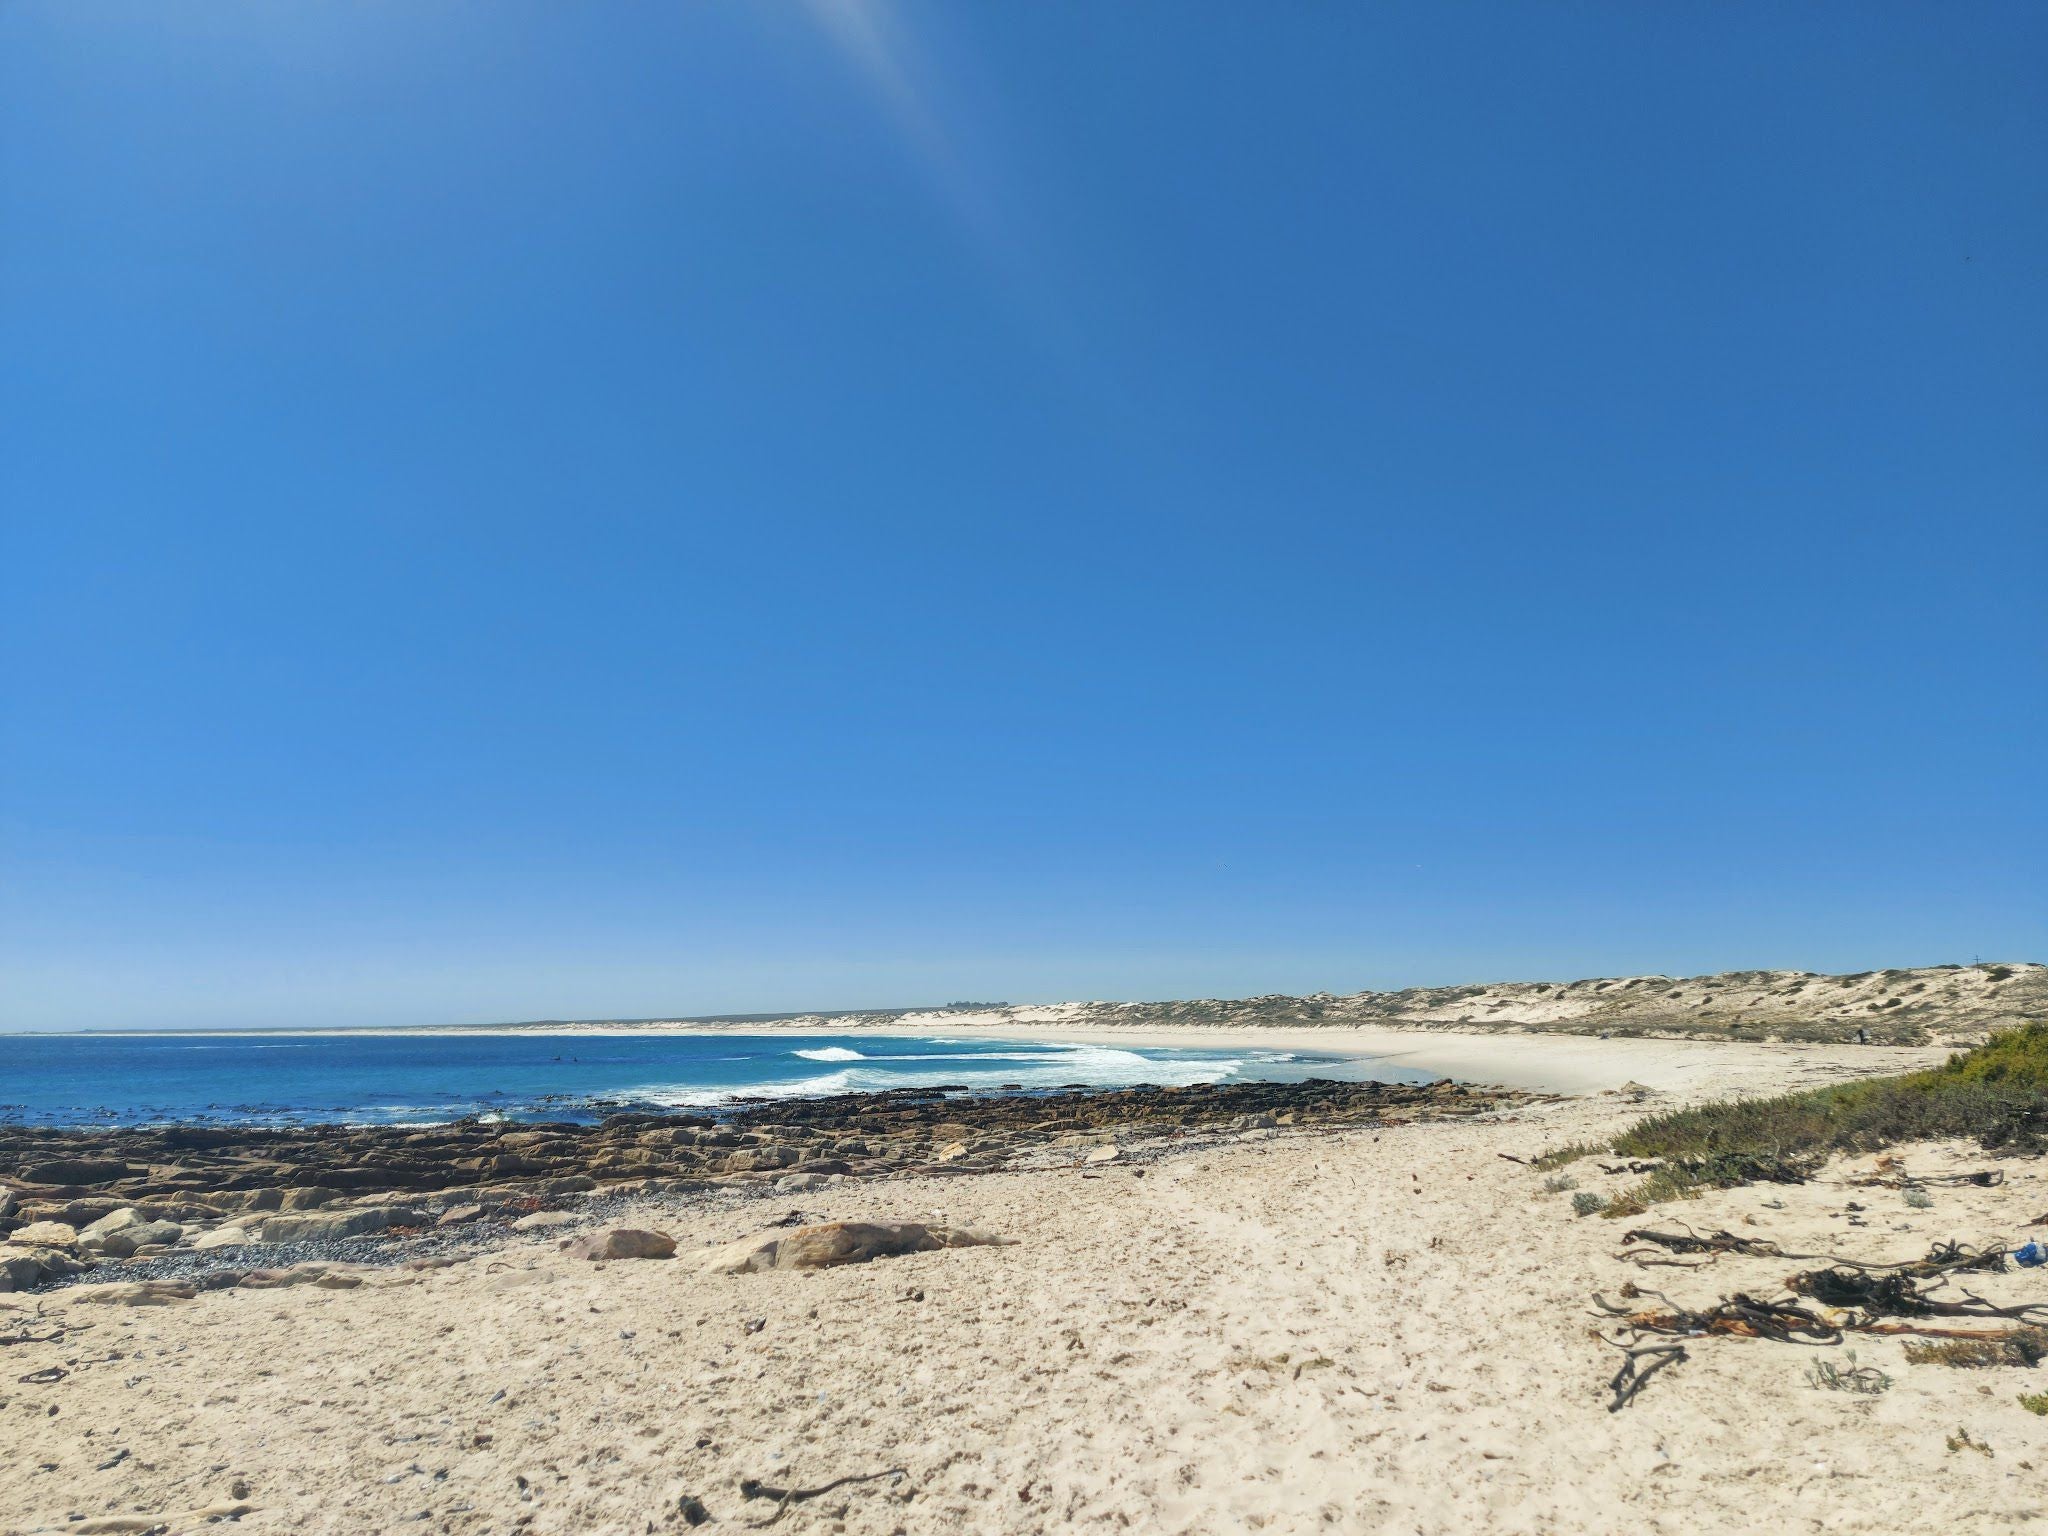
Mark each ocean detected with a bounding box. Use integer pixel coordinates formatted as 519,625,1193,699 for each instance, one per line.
0,1030,1438,1128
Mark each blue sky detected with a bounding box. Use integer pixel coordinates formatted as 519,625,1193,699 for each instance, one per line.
3,3,2042,1030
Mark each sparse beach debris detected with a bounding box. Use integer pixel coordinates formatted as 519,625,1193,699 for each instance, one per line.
1605,1342,1687,1411
1594,1289,1843,1345
1617,1227,1785,1264
738,1467,906,1525
57,1499,257,1533
1848,1168,2004,1189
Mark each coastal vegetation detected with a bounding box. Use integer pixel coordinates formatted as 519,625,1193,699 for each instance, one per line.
1552,1022,2048,1212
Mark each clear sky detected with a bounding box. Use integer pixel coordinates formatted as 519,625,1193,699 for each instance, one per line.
2,3,2043,1031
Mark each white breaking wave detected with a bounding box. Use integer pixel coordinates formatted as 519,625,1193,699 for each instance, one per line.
792,1047,867,1062
623,1041,1243,1110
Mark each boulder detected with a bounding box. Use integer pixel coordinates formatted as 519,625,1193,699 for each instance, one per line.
192,1225,252,1251
7,1220,79,1251
79,1207,141,1239
774,1172,831,1193
22,1197,126,1228
0,1251,52,1292
0,1189,17,1223
702,1220,1012,1275
436,1203,486,1227
77,1209,185,1258
110,1220,184,1256
1083,1146,1122,1165
561,1228,676,1261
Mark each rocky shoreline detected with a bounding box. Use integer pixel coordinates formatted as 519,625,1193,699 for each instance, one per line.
0,1076,1532,1294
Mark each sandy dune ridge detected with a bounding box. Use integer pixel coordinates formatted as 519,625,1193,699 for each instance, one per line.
495,961,2047,1049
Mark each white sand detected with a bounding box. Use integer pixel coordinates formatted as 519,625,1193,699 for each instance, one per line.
7,1032,2046,1536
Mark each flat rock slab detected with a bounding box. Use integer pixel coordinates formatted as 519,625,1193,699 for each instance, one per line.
258,1206,423,1243
702,1220,1013,1275
68,1280,199,1306
7,1221,80,1251
234,1265,366,1290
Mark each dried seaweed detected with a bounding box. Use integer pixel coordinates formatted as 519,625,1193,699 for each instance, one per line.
1787,1267,2048,1324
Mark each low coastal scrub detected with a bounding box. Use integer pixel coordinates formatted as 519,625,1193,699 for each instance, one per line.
1603,1023,2048,1212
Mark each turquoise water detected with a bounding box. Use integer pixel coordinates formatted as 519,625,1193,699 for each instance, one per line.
0,1031,1436,1127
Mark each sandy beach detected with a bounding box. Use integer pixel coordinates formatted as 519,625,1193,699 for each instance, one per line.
8,1028,2046,1535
